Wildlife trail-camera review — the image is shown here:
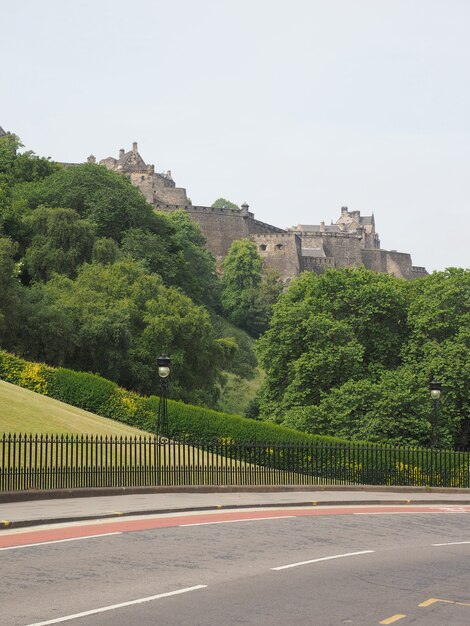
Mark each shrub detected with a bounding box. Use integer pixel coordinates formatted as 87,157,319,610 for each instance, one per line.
0,349,342,445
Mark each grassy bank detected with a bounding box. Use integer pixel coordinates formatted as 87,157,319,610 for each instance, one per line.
0,380,149,436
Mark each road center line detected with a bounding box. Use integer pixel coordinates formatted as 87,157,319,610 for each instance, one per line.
379,614,407,624
432,541,470,546
25,585,208,626
179,515,296,527
0,532,122,551
271,550,375,570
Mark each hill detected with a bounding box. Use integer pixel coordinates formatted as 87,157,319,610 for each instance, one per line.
0,380,150,436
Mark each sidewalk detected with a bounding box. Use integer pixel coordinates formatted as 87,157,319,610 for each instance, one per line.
2,486,470,529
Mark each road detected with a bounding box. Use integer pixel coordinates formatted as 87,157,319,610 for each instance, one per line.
1,505,469,625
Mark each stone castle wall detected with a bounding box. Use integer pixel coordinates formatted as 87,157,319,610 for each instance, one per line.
298,231,364,268
155,203,286,260
62,140,426,282
129,172,188,206
252,233,302,279
360,249,421,280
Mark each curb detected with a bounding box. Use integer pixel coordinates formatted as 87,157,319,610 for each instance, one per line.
2,484,470,503
3,497,470,531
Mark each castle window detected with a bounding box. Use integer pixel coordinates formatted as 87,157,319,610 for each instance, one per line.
259,244,267,251
275,243,284,251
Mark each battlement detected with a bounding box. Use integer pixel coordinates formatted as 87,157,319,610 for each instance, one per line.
250,219,286,234
155,203,255,218
47,132,426,282
252,232,295,241
293,229,362,240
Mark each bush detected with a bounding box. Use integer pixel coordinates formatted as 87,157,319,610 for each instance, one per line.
0,349,341,445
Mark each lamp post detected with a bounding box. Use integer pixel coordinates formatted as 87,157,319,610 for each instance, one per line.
156,354,171,438
429,378,442,448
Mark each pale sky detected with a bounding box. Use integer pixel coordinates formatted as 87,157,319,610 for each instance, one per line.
2,0,469,271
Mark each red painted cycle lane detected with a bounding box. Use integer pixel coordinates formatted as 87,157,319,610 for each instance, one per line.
1,505,469,549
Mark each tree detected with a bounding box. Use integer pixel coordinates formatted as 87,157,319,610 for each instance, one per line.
221,239,263,333
211,198,239,210
120,227,182,285
92,237,119,265
165,210,220,308
23,207,95,281
12,163,162,242
257,266,470,448
247,268,284,337
404,269,470,447
16,258,228,406
258,310,364,421
0,133,59,241
283,367,437,446
0,237,21,348
280,268,410,371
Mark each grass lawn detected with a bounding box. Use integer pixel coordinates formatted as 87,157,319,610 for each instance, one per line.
0,381,255,480
0,379,151,436
217,368,265,415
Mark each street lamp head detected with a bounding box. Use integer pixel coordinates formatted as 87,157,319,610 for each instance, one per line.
429,379,442,400
157,354,171,379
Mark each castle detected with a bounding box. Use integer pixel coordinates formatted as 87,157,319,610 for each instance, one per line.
92,142,427,281
1,126,415,282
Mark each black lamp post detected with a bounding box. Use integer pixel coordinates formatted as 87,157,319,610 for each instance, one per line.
429,378,442,448
156,354,171,438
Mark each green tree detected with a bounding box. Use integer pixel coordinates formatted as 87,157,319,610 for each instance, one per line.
404,269,470,447
17,258,227,405
281,268,410,371
23,207,95,281
257,266,470,447
92,237,119,265
0,133,59,240
0,237,21,348
211,198,240,210
165,210,220,308
221,239,263,333
283,367,436,446
12,163,162,242
258,311,364,421
120,227,182,284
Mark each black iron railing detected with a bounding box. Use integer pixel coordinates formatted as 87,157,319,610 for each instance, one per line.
1,433,469,492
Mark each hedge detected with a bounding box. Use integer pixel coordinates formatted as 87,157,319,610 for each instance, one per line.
1,350,468,487
0,349,343,445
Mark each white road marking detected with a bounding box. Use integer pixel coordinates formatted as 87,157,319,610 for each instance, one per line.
353,511,467,515
25,585,208,625
271,550,375,570
432,541,470,546
179,515,296,527
0,532,122,551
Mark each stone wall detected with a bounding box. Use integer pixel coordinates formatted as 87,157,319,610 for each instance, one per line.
252,232,302,280
128,172,188,206
58,138,427,282
155,204,286,260
298,231,364,267
301,256,335,274
360,248,416,279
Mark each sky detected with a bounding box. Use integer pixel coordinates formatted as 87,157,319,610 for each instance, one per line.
2,0,469,272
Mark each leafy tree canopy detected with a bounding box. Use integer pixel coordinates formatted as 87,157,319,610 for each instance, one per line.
0,135,263,410
211,198,240,210
11,163,163,242
257,267,470,448
23,207,95,281
17,258,227,405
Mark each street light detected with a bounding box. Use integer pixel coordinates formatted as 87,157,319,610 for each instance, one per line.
429,378,442,448
156,354,171,438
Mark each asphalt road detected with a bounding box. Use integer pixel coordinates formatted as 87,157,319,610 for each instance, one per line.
1,506,470,625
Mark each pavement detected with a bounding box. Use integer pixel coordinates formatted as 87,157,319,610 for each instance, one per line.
2,485,470,529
